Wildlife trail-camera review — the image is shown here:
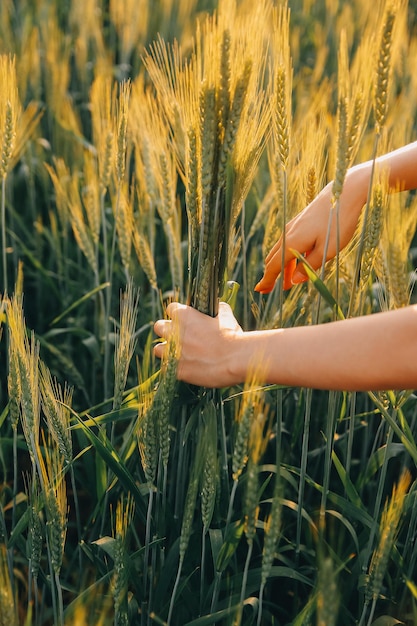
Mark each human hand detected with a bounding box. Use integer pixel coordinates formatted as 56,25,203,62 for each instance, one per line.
154,301,244,388
255,164,370,293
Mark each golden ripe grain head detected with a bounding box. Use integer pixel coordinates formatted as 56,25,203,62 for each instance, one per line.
7,298,41,457
90,74,117,191
378,188,417,309
40,361,74,466
113,280,139,410
0,55,20,178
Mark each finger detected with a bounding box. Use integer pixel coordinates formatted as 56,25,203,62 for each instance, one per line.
282,258,297,290
153,340,166,359
292,247,323,279
255,245,297,293
286,249,312,286
166,301,187,319
265,238,282,264
154,318,172,340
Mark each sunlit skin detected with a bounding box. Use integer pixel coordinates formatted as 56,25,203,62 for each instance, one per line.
255,141,417,293
154,142,417,391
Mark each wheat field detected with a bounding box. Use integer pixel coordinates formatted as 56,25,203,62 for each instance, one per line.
0,0,417,624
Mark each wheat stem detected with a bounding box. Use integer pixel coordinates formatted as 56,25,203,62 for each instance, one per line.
348,134,380,317
236,540,253,626
296,388,313,555
319,393,339,542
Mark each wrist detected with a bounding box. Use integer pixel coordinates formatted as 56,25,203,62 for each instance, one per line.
226,332,249,385
228,330,274,385
346,161,372,205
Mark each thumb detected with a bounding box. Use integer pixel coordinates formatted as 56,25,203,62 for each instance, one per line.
166,301,188,319
218,301,241,331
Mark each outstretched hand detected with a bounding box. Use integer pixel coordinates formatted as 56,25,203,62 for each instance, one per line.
254,165,370,293
154,301,244,388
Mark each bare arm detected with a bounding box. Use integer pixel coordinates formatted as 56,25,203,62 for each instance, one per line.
255,141,417,293
154,302,417,391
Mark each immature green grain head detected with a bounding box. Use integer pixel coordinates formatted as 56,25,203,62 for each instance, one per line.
232,402,253,482
7,328,20,431
112,495,135,626
261,473,282,587
138,401,158,488
39,433,68,576
27,477,43,583
366,469,411,604
200,402,219,532
7,296,41,461
179,443,201,562
149,314,179,468
40,361,73,466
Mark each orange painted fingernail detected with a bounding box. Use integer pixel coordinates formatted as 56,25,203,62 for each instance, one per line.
283,258,297,290
292,268,308,284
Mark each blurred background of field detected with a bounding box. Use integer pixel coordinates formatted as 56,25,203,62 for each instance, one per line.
0,0,417,625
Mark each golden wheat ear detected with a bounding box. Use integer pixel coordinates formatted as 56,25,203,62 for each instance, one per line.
113,280,139,411
0,55,20,179
40,361,73,466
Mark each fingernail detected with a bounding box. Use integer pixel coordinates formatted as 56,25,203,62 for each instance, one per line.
292,269,308,285
256,287,273,295
255,283,272,294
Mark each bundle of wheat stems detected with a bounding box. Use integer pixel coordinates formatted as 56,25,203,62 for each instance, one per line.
144,0,273,316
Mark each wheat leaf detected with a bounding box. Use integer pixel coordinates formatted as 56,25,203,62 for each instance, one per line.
290,249,345,320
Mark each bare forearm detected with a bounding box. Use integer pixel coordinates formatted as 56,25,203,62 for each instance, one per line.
359,141,417,192
234,305,417,391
